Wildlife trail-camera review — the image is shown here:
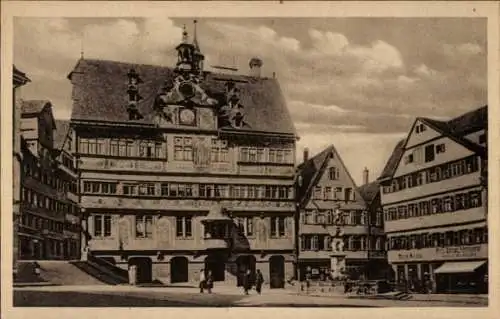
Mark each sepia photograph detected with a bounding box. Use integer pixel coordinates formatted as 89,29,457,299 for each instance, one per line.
2,1,498,314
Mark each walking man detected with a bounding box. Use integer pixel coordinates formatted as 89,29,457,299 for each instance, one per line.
242,269,251,295
255,269,264,295
199,269,206,293
206,270,214,294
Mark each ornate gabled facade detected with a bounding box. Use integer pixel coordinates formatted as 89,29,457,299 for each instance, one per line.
378,105,488,294
296,146,381,280
69,22,297,287
18,101,80,261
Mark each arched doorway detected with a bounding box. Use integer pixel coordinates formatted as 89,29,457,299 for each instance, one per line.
128,257,153,284
269,255,285,289
170,256,189,283
205,253,226,282
235,255,256,287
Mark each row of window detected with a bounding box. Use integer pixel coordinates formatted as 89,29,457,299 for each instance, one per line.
382,156,479,194
300,235,386,251
313,186,355,201
78,137,230,162
239,147,294,164
301,210,368,226
384,189,482,221
23,161,77,193
78,137,294,165
403,143,446,166
20,213,64,234
387,227,488,250
83,181,294,200
92,214,288,239
21,187,79,215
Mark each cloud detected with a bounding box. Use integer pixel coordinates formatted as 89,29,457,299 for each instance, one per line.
444,42,483,57
13,17,487,184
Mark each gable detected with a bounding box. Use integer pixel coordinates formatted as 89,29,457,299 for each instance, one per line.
305,147,365,206
405,119,442,149
394,135,475,178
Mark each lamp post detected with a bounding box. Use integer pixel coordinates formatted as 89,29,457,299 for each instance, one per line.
80,207,88,260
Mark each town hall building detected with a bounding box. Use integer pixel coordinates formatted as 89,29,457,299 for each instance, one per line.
69,23,297,287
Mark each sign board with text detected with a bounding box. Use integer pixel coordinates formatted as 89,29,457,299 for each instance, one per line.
388,244,487,262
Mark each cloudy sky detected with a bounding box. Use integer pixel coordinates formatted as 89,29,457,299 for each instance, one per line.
14,17,487,185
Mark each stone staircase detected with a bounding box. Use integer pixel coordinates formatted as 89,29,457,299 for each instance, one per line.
15,257,128,286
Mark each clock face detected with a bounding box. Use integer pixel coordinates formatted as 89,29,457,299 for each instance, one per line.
179,108,196,125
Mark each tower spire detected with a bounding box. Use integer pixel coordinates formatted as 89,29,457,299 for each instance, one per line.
193,19,200,51
182,24,188,43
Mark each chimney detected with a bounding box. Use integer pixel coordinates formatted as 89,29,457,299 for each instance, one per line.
249,57,263,78
363,167,369,185
303,148,309,162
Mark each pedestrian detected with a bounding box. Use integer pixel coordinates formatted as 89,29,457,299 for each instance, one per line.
128,264,137,286
305,269,312,294
199,269,206,293
206,270,213,294
242,269,251,295
255,269,264,295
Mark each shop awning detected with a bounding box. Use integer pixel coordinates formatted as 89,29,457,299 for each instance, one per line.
434,261,486,274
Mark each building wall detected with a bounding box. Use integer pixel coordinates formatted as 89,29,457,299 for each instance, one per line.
380,119,487,288
75,122,296,284
18,113,80,260
297,151,387,279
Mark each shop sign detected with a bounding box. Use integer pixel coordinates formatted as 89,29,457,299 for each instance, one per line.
396,252,423,260
435,245,482,258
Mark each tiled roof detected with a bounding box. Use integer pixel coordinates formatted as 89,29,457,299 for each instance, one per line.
419,106,487,156
446,105,487,136
68,58,296,136
377,139,405,180
21,100,50,115
54,119,70,150
378,105,487,181
357,181,380,205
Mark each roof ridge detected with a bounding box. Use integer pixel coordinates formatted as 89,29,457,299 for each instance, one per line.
78,57,274,82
